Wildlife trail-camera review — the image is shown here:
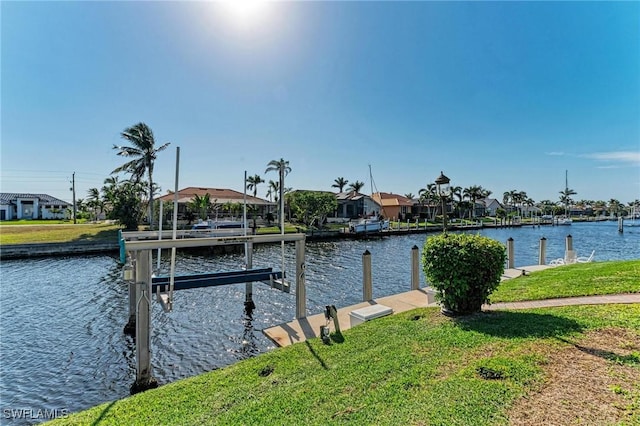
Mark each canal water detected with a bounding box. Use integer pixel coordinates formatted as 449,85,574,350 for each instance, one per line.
1,221,638,424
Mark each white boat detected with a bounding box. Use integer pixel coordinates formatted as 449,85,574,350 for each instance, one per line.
555,216,573,226
349,217,390,234
349,164,390,234
190,220,245,236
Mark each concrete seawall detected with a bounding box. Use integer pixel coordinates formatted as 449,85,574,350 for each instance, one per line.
0,241,120,260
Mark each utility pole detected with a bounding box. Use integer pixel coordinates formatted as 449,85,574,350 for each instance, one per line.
71,172,77,224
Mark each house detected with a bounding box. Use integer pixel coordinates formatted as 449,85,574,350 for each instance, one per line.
156,187,275,221
333,191,382,221
479,198,504,217
372,192,414,220
0,193,71,221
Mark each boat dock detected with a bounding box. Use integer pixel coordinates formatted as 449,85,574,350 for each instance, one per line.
263,264,553,347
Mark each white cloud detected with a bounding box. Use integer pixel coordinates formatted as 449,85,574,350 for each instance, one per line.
545,151,565,156
583,151,640,165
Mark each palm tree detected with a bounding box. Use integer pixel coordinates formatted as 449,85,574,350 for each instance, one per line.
86,187,103,221
559,186,577,216
418,184,437,221
112,122,170,229
332,177,349,193
404,193,414,200
348,180,365,193
463,185,484,219
189,193,211,220
266,180,279,202
265,158,291,230
608,199,622,217
246,174,265,198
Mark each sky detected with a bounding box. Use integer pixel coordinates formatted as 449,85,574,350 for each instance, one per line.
2,1,639,206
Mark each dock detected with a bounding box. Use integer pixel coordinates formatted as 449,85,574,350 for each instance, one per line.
263,265,554,347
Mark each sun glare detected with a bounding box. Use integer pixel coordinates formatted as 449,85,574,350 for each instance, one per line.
219,0,272,29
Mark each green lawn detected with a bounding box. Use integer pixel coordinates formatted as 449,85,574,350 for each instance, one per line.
49,262,640,426
0,222,121,245
490,260,640,302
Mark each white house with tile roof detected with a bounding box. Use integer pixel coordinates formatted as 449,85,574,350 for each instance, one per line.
0,193,71,220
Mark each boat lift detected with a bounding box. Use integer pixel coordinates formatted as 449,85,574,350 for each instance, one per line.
121,232,307,394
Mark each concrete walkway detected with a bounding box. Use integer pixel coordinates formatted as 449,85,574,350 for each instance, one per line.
262,266,640,348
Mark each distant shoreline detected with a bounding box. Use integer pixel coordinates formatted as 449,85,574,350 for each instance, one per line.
0,221,551,260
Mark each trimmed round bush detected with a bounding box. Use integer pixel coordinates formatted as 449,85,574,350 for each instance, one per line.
422,233,506,315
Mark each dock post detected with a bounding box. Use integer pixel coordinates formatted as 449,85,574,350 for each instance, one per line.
411,245,419,290
123,257,136,336
363,250,372,301
295,239,306,319
507,238,515,269
566,234,573,251
538,237,547,265
245,241,254,310
131,249,158,394
618,217,624,233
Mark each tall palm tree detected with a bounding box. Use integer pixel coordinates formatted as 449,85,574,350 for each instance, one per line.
419,184,437,220
112,122,170,229
332,177,349,193
348,180,365,193
246,174,264,198
463,185,484,219
265,158,291,230
266,180,279,202
86,187,103,221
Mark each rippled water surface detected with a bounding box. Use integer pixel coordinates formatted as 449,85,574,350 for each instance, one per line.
1,221,638,423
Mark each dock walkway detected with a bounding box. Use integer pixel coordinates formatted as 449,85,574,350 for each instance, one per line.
263,265,640,347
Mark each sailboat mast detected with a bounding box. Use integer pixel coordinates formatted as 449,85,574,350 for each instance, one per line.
565,170,568,216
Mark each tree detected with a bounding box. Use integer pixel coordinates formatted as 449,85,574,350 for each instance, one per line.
559,186,577,215
419,184,438,220
109,181,146,230
287,191,338,228
266,180,279,202
332,177,349,193
112,122,170,229
86,187,104,222
404,193,414,200
348,180,365,193
265,158,291,229
463,185,485,219
246,174,264,198
189,193,211,220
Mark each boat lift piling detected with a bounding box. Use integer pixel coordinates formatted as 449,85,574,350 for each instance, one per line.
121,233,306,394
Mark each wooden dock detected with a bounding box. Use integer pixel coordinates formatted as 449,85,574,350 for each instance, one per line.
262,265,554,347
263,288,436,347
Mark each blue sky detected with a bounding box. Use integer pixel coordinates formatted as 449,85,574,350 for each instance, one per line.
2,1,639,205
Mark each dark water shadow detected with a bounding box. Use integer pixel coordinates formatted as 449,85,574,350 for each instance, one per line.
453,311,585,339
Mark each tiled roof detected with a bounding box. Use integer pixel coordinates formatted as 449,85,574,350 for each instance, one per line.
0,193,71,206
373,192,413,207
157,187,274,206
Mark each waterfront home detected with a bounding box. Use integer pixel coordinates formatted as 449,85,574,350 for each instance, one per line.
333,191,383,221
0,193,71,220
479,198,504,217
156,187,275,222
372,192,414,221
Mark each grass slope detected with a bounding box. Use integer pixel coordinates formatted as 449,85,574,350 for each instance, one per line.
0,223,121,245
50,304,639,426
491,260,640,302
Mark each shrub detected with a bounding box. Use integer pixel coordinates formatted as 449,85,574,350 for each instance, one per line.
422,233,506,315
